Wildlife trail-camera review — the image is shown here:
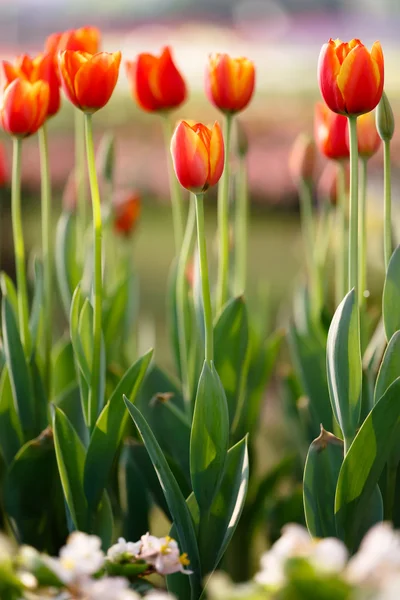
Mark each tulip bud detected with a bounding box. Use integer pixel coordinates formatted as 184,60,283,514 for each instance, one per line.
289,133,316,184
356,111,381,159
113,190,141,237
376,91,395,142
235,120,249,158
96,133,115,184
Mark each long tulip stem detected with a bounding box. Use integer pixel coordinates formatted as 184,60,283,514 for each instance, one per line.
195,194,213,364
234,155,248,295
162,115,184,253
85,113,103,429
299,178,320,316
39,124,52,392
216,112,233,313
383,139,392,271
75,109,86,264
348,115,359,297
335,161,347,306
359,158,368,308
11,137,31,355
176,196,196,413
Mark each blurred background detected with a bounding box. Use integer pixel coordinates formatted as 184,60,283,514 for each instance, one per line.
0,0,399,364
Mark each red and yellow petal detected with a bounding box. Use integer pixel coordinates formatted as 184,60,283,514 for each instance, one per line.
1,79,37,136
154,47,186,109
59,50,88,107
318,41,345,113
208,121,224,186
234,58,255,111
129,54,160,111
74,51,120,111
1,61,18,88
171,121,209,192
29,80,50,133
338,44,381,114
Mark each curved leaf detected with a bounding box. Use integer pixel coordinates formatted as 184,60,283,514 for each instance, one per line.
55,211,80,319
0,367,23,465
374,330,400,404
383,245,400,341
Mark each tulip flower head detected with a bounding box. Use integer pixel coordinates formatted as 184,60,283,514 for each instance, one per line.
45,26,100,55
356,111,381,159
1,53,60,118
318,38,384,116
58,50,121,113
125,47,187,113
170,120,224,193
205,53,255,113
113,190,141,237
0,78,49,137
314,103,349,160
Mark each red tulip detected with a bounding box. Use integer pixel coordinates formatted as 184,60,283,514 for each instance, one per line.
205,53,255,113
1,53,60,117
125,47,186,113
0,143,8,186
314,103,349,160
356,111,381,159
0,78,49,137
113,190,141,236
58,50,121,112
45,26,100,55
318,38,384,116
170,120,224,193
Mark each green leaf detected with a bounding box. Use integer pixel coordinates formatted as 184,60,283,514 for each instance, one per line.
214,297,249,430
29,258,44,353
93,491,114,550
124,399,202,599
103,278,129,349
51,338,77,399
2,296,36,441
0,367,23,465
326,289,362,443
190,361,229,514
335,377,400,549
30,356,48,433
55,211,81,319
53,406,88,531
0,272,19,324
70,288,90,384
54,383,88,447
78,298,94,376
303,428,343,538
383,245,400,341
84,349,153,511
374,330,400,404
119,441,151,541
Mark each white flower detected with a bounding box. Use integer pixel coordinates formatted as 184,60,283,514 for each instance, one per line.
80,576,140,600
139,533,192,575
107,538,142,563
44,532,105,584
254,524,348,588
346,522,400,587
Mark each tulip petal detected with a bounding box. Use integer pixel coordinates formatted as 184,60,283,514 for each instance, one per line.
153,47,186,109
29,81,50,134
234,58,255,111
59,50,88,107
74,52,120,112
208,121,224,186
129,54,160,111
337,45,381,114
318,41,345,113
0,61,18,89
171,121,209,192
1,79,37,136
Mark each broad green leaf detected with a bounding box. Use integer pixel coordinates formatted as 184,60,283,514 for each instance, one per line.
30,356,48,433
53,406,88,531
51,338,77,399
93,491,114,550
78,298,94,376
70,289,90,384
125,399,202,598
55,211,80,319
374,330,400,404
0,272,19,324
303,428,343,538
2,297,36,441
29,258,44,353
54,383,88,447
190,361,229,514
103,277,129,349
214,297,249,429
326,289,362,443
335,377,400,549
363,318,386,376
119,441,151,541
0,367,23,465
383,245,400,341
84,349,153,511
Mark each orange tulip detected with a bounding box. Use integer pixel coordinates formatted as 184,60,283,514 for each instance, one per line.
113,190,141,236
58,50,121,112
314,103,349,160
318,38,384,116
170,120,224,193
1,53,60,117
356,111,381,159
125,47,186,113
45,26,100,55
0,78,49,137
205,53,255,113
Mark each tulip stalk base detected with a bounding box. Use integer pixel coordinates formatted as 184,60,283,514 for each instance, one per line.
162,115,185,254
234,156,248,295
85,113,103,429
383,139,392,271
195,194,213,364
348,115,359,298
216,113,233,314
359,158,368,309
39,124,53,393
11,137,31,355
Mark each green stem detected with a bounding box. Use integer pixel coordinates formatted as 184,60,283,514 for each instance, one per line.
162,115,184,253
85,113,103,429
359,158,368,308
11,137,31,354
299,178,320,317
195,194,213,364
176,196,196,414
75,109,86,264
216,112,233,313
335,161,347,306
348,115,359,298
39,124,52,393
234,156,248,296
384,139,392,271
